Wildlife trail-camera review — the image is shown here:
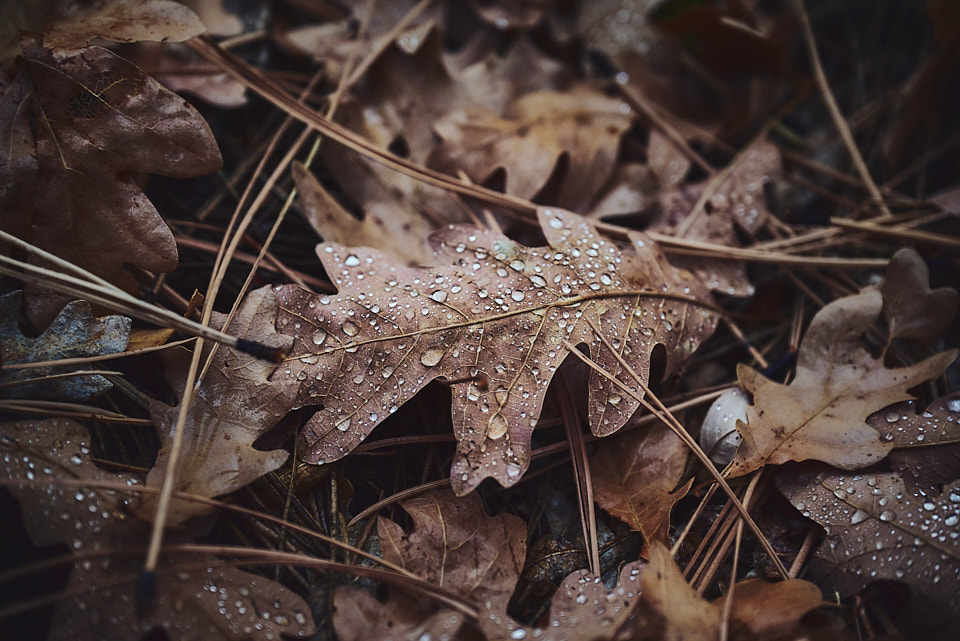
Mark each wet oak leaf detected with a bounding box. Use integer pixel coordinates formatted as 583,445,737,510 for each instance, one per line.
777,464,960,615
276,207,717,493
0,290,130,400
0,418,314,641
0,33,222,325
334,489,525,641
429,86,634,212
143,286,296,526
728,286,957,477
40,0,206,51
590,421,692,543
870,393,960,491
479,560,646,641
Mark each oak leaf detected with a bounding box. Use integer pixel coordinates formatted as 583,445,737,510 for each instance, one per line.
590,421,692,543
635,543,825,641
429,86,634,212
728,282,957,477
0,290,130,400
777,464,960,627
881,247,959,341
334,489,525,641
276,207,717,493
0,417,314,641
143,286,295,525
0,15,221,325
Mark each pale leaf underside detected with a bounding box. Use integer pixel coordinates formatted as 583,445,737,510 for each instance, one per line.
276,207,717,493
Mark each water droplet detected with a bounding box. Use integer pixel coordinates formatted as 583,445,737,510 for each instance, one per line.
344,254,360,267
342,321,359,336
885,411,900,423
488,413,508,439
879,510,896,522
851,509,870,525
944,514,958,527
420,347,444,367
511,629,527,640
335,417,352,432
548,217,563,229
430,290,447,303
511,290,525,302
312,329,327,345
948,399,960,412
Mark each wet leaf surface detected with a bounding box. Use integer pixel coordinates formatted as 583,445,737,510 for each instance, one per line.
0,290,130,400
276,207,717,493
0,418,315,641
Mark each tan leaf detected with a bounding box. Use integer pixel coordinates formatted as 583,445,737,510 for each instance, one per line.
777,464,960,618
0,418,314,641
143,286,296,525
590,421,692,543
292,161,433,265
726,578,826,640
728,286,957,477
0,35,222,325
276,208,717,493
639,542,720,641
429,86,633,211
469,0,552,30
41,0,206,51
130,42,248,107
333,488,525,641
0,290,130,400
881,247,959,341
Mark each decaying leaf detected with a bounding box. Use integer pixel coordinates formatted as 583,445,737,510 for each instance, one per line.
143,286,295,525
638,542,720,641
276,207,717,493
293,161,433,265
334,489,525,641
728,274,957,477
0,418,314,641
0,13,222,325
0,290,130,400
590,421,692,543
777,464,960,619
429,86,633,211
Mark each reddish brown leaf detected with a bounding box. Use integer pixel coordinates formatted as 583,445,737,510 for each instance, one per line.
881,247,959,341
777,464,960,619
590,421,692,543
0,30,221,325
276,208,717,493
0,418,314,641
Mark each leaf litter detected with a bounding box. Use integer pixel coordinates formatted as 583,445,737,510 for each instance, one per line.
0,2,958,640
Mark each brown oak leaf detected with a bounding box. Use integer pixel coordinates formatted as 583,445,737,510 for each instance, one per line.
0,20,221,325
728,280,957,477
143,285,296,526
777,464,960,631
881,247,959,341
0,418,314,641
333,489,525,641
276,207,718,493
590,421,692,543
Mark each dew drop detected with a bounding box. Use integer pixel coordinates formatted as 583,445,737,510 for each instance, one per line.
885,411,900,423
488,413,508,439
548,217,563,229
344,254,360,267
879,510,896,522
420,347,444,367
342,321,359,337
335,417,352,432
948,399,960,412
511,290,525,302
312,329,327,345
851,509,870,525
430,290,448,303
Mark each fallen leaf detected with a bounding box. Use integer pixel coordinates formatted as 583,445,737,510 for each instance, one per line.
0,290,130,400
590,421,692,543
469,0,552,30
429,86,634,211
334,489,525,641
870,393,960,491
142,285,295,525
292,161,433,265
479,560,646,641
276,207,717,493
0,13,221,325
40,0,206,51
131,41,248,107
635,543,825,641
728,281,957,477
881,247,959,341
777,464,960,620
180,0,244,37
0,417,314,641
